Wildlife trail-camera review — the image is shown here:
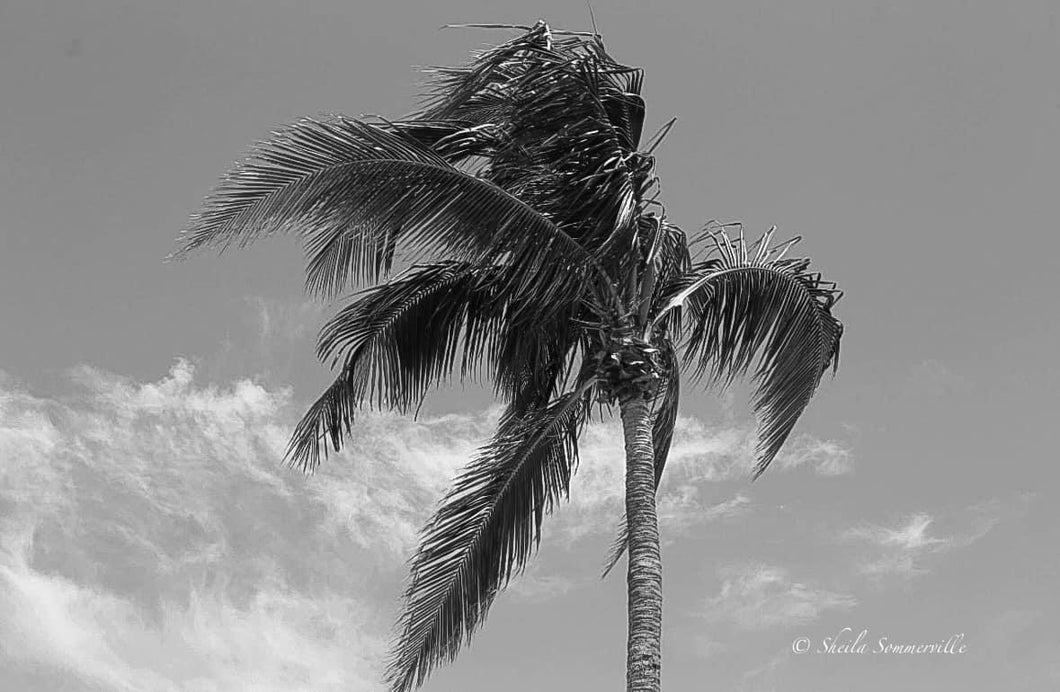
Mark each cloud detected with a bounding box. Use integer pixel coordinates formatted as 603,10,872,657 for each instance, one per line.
304,408,498,557
555,414,849,545
774,435,854,476
842,503,1006,578
702,564,856,630
0,360,490,691
552,418,756,543
846,513,946,551
0,541,382,692
545,421,748,546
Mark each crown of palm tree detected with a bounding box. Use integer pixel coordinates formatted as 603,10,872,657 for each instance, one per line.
176,20,842,692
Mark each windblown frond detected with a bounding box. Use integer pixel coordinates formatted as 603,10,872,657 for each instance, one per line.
386,379,594,692
286,261,592,472
657,228,843,477
286,262,496,470
174,116,602,308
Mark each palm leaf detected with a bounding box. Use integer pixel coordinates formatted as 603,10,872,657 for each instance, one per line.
386,378,594,692
174,116,603,310
288,262,513,470
656,228,843,478
286,262,499,470
286,261,591,471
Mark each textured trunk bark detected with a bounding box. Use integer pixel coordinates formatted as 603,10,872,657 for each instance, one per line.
620,395,662,692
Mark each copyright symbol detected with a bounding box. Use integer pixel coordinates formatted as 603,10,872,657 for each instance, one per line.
792,637,811,654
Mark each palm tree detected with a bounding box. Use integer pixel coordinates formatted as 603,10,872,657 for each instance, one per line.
175,21,842,692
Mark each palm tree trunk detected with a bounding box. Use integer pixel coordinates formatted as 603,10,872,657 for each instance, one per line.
620,394,662,692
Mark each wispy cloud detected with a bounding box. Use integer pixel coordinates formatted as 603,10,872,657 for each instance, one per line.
529,418,752,545
845,513,946,551
553,415,849,545
842,503,1007,579
304,408,499,557
774,434,854,476
0,540,383,692
0,360,398,690
702,564,856,630
660,492,752,534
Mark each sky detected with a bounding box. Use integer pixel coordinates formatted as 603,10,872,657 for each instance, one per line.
1,1,1058,690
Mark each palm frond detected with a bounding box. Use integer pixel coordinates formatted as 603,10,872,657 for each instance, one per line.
386,378,594,692
174,116,603,308
286,261,594,472
657,228,843,477
285,262,494,470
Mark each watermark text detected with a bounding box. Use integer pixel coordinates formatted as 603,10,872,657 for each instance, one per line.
791,628,967,655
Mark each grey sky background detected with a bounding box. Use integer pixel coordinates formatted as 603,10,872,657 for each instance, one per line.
1,1,1058,690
